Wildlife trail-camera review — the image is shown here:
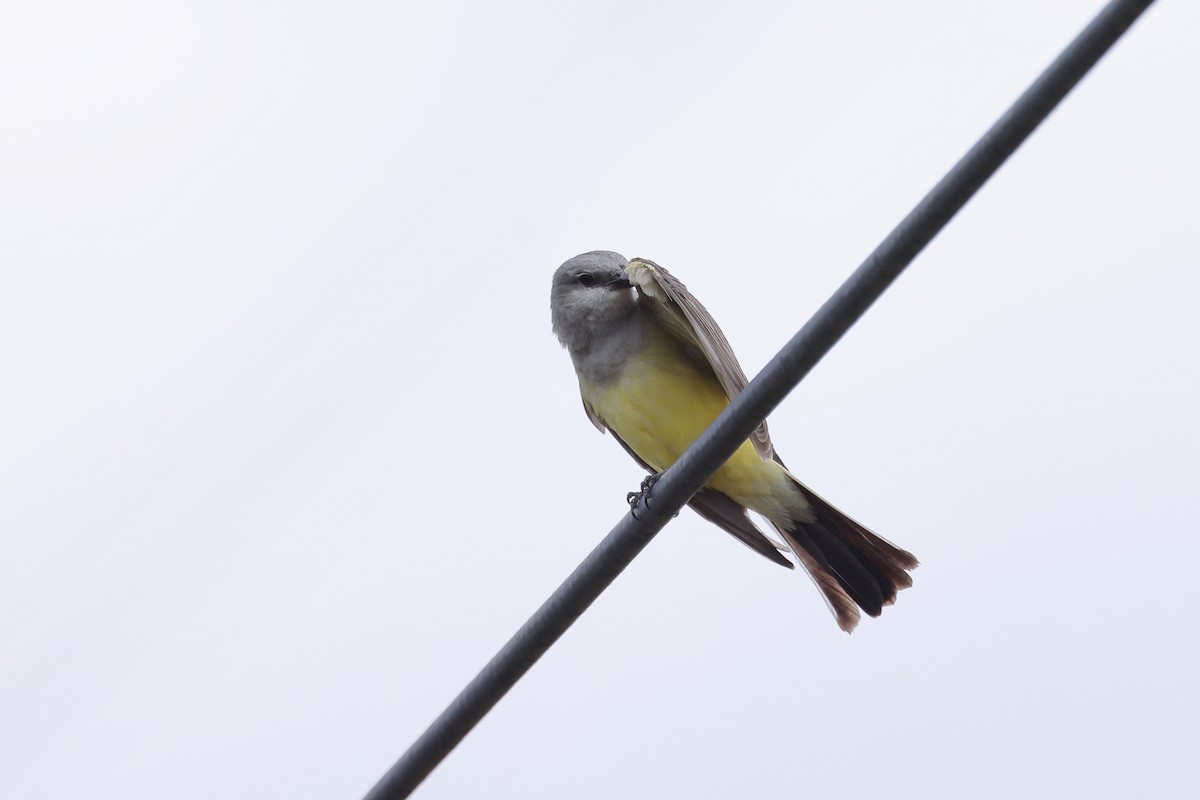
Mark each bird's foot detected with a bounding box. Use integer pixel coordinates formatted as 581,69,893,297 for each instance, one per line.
626,473,662,519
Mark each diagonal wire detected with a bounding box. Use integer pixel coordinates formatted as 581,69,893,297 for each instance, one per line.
363,1,1156,796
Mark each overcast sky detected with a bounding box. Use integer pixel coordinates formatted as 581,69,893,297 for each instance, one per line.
2,1,1197,798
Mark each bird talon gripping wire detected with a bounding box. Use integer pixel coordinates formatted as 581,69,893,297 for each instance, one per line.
625,473,663,519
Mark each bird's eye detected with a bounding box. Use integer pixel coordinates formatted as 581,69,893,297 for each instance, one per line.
578,273,596,287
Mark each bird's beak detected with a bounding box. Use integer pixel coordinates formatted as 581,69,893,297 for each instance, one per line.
606,275,633,290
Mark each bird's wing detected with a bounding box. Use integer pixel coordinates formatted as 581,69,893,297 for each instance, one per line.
688,488,794,568
580,393,606,433
625,258,774,460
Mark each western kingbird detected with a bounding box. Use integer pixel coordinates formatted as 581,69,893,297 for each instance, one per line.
550,251,917,631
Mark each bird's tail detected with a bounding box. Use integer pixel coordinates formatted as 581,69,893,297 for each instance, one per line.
777,484,919,633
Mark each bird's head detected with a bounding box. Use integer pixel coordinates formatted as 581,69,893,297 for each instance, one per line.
550,250,637,351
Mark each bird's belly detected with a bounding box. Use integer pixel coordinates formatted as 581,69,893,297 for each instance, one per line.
583,350,797,521
588,355,727,472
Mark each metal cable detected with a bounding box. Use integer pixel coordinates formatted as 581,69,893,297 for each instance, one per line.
363,1,1156,796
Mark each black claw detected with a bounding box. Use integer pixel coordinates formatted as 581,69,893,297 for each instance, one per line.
626,472,663,519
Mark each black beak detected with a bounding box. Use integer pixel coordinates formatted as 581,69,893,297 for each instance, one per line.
606,275,633,290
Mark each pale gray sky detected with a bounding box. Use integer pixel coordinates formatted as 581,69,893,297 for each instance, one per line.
2,2,1197,798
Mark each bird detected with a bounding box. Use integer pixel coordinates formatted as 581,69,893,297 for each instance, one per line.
550,250,917,631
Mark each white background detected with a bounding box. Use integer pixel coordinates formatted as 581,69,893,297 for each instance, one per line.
2,2,1197,798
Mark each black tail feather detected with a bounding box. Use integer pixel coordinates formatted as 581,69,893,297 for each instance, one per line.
782,483,919,632
797,520,887,615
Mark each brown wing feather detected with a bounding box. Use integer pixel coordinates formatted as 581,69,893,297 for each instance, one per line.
628,258,774,460
579,392,606,433
688,489,794,568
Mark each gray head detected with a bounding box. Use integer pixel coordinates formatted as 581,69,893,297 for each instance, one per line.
551,251,637,353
